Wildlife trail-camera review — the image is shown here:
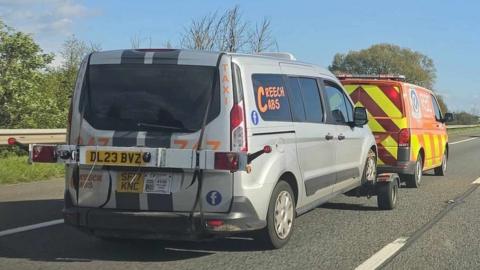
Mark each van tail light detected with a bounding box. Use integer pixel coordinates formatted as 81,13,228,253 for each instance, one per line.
214,152,239,171
398,128,410,147
206,219,224,228
230,102,248,152
31,145,58,163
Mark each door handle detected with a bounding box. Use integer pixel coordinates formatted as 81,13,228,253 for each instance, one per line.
338,134,346,140
325,134,334,140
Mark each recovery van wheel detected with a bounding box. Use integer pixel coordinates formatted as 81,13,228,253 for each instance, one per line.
405,156,423,188
259,180,295,249
377,179,398,210
434,152,447,176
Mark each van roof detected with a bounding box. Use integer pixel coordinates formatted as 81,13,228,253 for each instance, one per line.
340,78,435,94
88,49,336,81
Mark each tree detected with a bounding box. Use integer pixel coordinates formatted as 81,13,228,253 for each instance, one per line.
217,5,248,52
0,20,53,128
181,6,275,53
249,18,276,53
330,44,436,89
180,11,224,51
37,36,102,128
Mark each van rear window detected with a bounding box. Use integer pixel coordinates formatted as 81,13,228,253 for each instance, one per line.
346,84,404,118
82,64,220,132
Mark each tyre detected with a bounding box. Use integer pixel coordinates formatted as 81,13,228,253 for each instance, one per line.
434,152,447,176
405,155,423,188
362,149,377,185
377,179,398,210
258,180,295,249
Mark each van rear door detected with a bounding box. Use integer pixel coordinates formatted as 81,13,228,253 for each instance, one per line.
344,81,407,166
69,50,235,213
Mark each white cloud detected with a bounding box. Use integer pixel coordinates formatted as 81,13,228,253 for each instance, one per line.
0,0,97,56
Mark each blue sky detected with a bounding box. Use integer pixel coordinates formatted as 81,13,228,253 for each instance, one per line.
0,0,479,113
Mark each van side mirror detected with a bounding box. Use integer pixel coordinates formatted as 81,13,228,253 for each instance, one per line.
353,107,368,127
443,112,454,123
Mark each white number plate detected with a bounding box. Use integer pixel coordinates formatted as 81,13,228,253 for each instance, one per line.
143,172,172,194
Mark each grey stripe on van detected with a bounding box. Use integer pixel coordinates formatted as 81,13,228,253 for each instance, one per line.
305,172,336,196
337,168,361,182
152,50,180,64
115,192,140,210
177,50,220,66
112,131,138,147
145,132,171,148
147,194,173,211
89,50,123,65
305,167,361,196
121,50,146,64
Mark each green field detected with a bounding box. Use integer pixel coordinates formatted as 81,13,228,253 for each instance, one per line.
0,155,64,185
447,126,480,136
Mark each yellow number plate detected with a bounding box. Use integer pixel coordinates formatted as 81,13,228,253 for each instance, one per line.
85,150,144,166
117,172,144,193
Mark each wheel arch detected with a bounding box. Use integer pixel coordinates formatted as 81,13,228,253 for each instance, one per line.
278,172,299,206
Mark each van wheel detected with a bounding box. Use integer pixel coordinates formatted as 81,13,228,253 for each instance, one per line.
258,180,295,249
377,180,398,210
405,156,423,188
434,152,447,176
362,149,377,185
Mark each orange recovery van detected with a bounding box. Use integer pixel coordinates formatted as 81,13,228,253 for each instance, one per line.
339,75,453,188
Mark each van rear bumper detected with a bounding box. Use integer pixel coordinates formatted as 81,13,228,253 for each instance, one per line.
378,161,416,175
63,196,265,240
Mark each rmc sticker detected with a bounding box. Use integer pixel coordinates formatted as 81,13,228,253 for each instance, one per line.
410,87,422,119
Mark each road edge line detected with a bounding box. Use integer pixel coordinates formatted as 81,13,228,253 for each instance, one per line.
472,177,480,185
0,219,64,237
355,237,408,270
450,137,477,145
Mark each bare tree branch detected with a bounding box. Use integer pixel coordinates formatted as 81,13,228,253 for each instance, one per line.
249,17,275,53
180,5,276,53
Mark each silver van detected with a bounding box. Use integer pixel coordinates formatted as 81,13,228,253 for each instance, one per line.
28,49,399,248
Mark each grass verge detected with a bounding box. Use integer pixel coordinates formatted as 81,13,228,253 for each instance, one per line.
0,155,64,185
447,126,480,137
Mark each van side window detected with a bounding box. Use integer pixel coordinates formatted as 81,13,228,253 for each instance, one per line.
298,78,324,123
431,95,443,121
324,82,353,124
286,77,306,122
252,74,292,122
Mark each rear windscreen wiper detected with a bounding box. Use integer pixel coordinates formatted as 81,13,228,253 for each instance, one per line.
137,122,195,132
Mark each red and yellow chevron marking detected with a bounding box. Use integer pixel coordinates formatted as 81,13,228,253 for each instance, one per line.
411,133,447,169
345,84,406,166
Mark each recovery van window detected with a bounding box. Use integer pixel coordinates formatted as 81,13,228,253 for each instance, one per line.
83,64,220,132
252,74,292,122
431,95,443,122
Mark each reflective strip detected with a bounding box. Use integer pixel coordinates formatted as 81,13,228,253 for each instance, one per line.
361,85,402,118
383,135,398,159
367,112,386,132
433,134,440,164
423,134,432,167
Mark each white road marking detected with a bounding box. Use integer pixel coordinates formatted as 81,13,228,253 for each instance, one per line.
0,219,64,238
450,137,478,145
472,177,480,185
355,237,408,270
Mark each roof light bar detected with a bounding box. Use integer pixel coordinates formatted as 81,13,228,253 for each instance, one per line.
337,74,406,82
